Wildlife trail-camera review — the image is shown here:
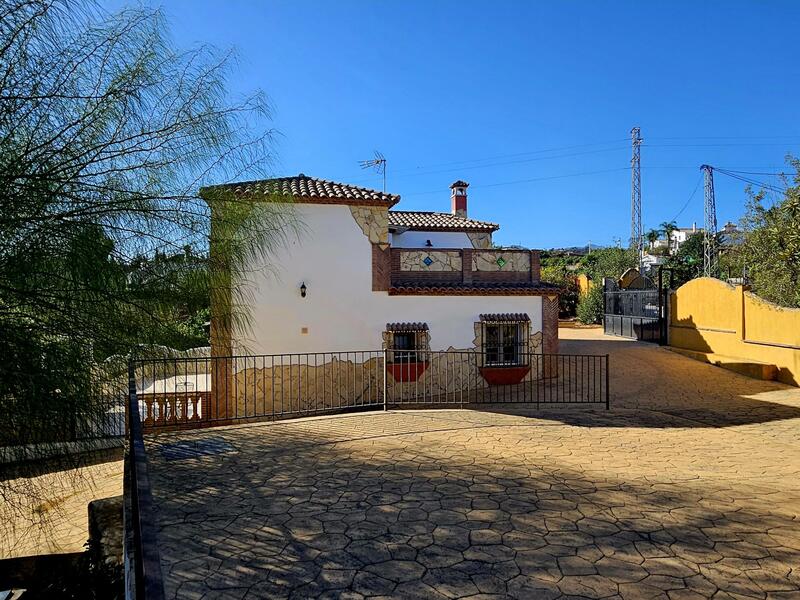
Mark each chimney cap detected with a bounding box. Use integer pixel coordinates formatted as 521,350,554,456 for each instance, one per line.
450,180,469,189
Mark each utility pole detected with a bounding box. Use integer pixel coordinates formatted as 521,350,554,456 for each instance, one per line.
630,127,643,273
701,164,718,278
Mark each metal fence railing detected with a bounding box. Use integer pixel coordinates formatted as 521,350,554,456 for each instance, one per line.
124,365,166,600
0,393,126,465
129,350,610,432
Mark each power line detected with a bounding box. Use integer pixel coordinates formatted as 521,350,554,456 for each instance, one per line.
653,165,791,234
714,168,792,177
387,139,630,173
668,172,704,224
645,142,800,148
641,165,790,171
646,135,800,141
341,144,630,186
713,168,789,194
401,167,629,197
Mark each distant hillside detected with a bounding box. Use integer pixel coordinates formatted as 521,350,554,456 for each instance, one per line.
542,245,596,256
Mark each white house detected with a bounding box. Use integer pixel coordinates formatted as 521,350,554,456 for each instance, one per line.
649,223,703,254
669,224,702,252
203,175,560,370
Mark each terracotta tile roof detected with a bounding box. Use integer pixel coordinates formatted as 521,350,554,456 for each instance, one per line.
386,322,429,332
202,174,400,206
388,282,560,296
480,313,530,322
388,211,499,232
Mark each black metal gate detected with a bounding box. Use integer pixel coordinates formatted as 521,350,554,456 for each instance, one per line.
603,276,667,343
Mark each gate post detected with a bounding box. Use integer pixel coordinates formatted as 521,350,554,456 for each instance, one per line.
658,267,666,345
605,354,610,410
382,348,388,411
128,361,136,432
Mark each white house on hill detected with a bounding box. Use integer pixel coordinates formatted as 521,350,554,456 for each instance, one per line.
203,175,560,366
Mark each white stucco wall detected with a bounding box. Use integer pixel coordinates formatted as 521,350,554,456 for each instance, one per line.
390,230,472,248
235,204,543,355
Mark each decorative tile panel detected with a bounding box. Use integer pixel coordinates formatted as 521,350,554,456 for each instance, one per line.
399,250,462,272
472,251,530,272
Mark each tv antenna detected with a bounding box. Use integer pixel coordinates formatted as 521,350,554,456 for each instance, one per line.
359,151,387,192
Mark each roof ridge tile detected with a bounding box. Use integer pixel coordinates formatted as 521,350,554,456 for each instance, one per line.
201,174,400,206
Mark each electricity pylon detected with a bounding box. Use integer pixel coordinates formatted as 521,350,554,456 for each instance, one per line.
630,127,643,271
701,164,718,277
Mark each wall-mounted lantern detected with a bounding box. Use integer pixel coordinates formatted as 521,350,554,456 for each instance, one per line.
300,282,307,298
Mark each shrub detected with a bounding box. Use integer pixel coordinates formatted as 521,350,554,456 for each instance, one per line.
576,285,604,324
541,265,579,317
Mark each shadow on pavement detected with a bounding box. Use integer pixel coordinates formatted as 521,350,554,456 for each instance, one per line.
145,419,800,599
552,329,800,429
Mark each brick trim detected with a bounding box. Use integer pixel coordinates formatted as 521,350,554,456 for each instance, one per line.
372,243,391,291
541,295,559,378
542,295,559,354
530,250,541,283
462,249,473,284
389,286,559,296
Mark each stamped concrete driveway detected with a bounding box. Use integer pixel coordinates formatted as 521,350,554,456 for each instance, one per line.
146,329,800,599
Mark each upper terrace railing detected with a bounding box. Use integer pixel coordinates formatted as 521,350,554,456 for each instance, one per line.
390,248,541,287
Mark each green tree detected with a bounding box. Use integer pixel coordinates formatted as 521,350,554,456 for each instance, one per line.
575,285,604,324
663,158,799,308
724,160,800,307
645,228,660,249
0,0,296,520
575,247,637,323
665,232,704,287
123,247,212,349
660,221,678,256
581,247,638,283
541,264,579,317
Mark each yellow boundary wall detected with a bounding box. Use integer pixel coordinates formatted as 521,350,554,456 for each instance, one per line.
669,277,800,386
576,273,592,296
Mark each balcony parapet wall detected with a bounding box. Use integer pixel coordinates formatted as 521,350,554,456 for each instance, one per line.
389,248,541,286
399,250,462,272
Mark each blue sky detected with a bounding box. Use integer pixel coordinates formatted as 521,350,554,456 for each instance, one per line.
110,1,799,248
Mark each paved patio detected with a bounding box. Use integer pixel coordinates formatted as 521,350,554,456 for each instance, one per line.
145,329,800,599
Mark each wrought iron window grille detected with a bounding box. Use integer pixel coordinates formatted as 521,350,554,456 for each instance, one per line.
391,331,420,363
385,323,429,363
481,321,530,367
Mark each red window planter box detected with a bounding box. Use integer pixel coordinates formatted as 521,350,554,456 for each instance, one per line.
387,361,429,382
479,365,531,386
